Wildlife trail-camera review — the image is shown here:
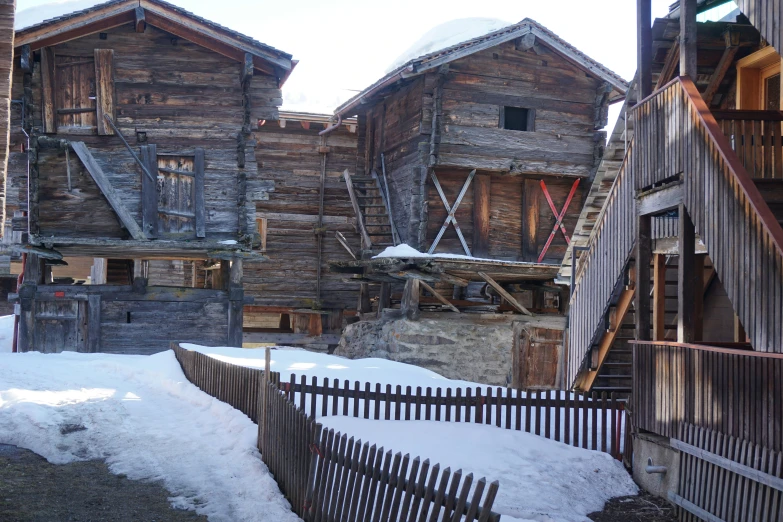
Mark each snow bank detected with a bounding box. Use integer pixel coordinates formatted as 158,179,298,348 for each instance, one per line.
0,351,298,521
181,343,480,389
0,315,15,353
320,416,636,522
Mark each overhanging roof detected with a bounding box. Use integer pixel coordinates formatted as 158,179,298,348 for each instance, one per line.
14,0,295,81
335,18,629,117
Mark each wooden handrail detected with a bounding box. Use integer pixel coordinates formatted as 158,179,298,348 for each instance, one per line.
629,340,783,359
633,76,783,257
711,110,783,121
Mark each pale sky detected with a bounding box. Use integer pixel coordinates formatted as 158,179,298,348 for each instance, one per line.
15,0,734,126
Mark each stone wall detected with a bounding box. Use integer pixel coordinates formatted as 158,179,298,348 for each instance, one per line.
335,312,566,386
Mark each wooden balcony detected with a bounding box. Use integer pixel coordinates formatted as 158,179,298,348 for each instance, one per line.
714,110,783,180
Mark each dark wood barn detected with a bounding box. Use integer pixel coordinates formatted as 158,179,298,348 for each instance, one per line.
3,0,294,353
243,111,361,348
566,0,783,517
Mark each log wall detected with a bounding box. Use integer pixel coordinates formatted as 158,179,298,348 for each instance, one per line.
248,120,360,311
0,0,13,237
6,23,278,242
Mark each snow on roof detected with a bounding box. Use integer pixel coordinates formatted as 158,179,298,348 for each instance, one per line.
386,18,512,73
372,245,553,267
336,17,629,116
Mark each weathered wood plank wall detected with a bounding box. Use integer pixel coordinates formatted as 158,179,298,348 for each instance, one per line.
0,0,14,236
736,0,782,57
248,120,360,310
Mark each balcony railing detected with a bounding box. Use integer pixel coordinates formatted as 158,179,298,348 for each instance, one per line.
714,110,783,179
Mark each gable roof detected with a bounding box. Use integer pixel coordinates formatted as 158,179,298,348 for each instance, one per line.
335,18,629,117
14,0,295,82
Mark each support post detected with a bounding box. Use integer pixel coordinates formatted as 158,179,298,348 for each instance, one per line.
652,253,666,340
88,294,101,353
637,0,653,99
679,0,698,78
678,204,696,343
377,282,391,318
358,283,371,314
227,259,244,347
693,254,705,342
400,278,420,321
473,173,491,258
635,215,652,341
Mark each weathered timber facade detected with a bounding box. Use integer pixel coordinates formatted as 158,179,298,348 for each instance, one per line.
243,112,361,346
565,0,783,515
4,0,294,353
336,19,628,261
330,20,628,389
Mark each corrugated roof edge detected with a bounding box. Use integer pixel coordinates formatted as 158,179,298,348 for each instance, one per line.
335,17,630,116
15,0,293,61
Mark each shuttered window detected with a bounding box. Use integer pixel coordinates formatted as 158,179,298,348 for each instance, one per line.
41,47,115,135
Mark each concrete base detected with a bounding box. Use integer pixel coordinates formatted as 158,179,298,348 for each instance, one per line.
632,432,680,501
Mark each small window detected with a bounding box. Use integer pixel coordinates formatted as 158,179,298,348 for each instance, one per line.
500,107,535,131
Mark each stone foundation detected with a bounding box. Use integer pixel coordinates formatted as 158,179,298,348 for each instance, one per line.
335,312,566,386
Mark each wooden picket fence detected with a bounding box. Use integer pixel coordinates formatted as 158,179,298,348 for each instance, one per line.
276,374,628,459
172,344,503,521
670,423,783,522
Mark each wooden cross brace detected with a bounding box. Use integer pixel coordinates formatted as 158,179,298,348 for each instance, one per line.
537,178,580,263
428,169,476,256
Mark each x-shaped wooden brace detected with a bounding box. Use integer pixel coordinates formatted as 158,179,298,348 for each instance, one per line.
428,169,476,256
537,178,580,263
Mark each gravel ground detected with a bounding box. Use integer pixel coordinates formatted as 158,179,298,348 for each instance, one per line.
0,444,207,522
588,491,677,522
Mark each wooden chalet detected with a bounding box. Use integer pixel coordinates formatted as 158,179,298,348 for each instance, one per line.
565,0,783,517
243,111,360,348
329,19,628,387
0,0,14,315
3,0,295,353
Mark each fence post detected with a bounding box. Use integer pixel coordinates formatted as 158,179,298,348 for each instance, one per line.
259,347,271,454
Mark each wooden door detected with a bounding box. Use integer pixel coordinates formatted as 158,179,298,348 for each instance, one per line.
33,299,87,353
54,54,97,131
157,154,196,237
513,325,564,389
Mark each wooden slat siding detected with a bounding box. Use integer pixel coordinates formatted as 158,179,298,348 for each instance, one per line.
170,345,502,521
0,0,14,236
672,423,783,522
632,341,783,453
633,77,783,355
714,111,783,180
736,0,782,57
566,142,637,387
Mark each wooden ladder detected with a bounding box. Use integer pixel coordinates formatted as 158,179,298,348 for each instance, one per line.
343,170,398,253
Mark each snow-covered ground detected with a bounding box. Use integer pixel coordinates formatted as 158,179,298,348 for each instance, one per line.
0,315,15,353
321,416,636,522
0,350,299,521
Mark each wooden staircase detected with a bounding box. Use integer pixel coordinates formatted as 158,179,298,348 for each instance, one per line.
343,170,399,255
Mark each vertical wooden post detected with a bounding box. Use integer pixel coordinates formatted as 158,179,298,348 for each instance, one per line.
693,254,706,342
679,0,698,78
377,282,391,318
473,173,491,258
522,179,540,261
87,294,101,353
227,259,244,347
637,0,653,99
358,283,371,314
678,204,696,343
635,215,652,341
652,253,666,340
214,260,230,290
401,278,420,321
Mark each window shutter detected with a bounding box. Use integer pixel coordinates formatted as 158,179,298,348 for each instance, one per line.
194,148,206,238
40,47,56,133
94,49,116,135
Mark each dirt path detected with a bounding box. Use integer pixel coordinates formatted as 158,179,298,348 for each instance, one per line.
0,444,207,522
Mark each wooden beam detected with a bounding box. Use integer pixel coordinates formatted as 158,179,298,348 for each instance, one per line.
522,179,540,261
637,182,683,215
400,278,420,320
478,271,532,315
679,0,698,78
473,173,490,258
140,144,158,239
16,8,137,51
577,276,636,391
419,281,460,313
678,204,696,343
702,43,739,106
377,282,391,318
655,41,680,91
652,253,666,341
94,49,115,136
693,254,705,342
637,0,653,98
343,170,372,249
87,294,101,353
636,215,652,341
194,148,206,238
227,259,244,347
40,47,56,133
134,6,146,33
70,142,146,240
437,271,470,287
